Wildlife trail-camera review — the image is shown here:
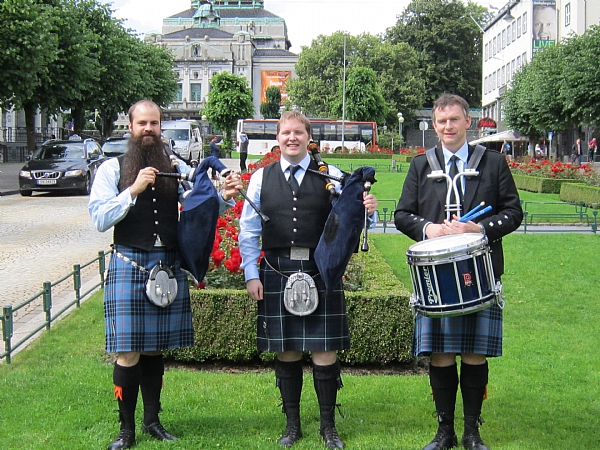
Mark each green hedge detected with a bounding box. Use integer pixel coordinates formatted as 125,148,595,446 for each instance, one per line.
560,182,600,208
392,154,414,163
512,174,583,194
323,153,393,160
166,244,413,365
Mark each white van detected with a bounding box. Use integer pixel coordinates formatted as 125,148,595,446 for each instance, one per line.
161,119,203,161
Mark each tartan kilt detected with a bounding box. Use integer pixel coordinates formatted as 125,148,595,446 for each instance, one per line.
104,244,194,353
412,303,503,357
257,256,350,353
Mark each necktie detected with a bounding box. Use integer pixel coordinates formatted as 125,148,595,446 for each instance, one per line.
288,165,300,195
449,155,462,206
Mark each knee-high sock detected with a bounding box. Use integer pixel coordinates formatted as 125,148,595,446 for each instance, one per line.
460,361,488,418
113,362,141,430
139,354,165,426
313,360,342,428
275,358,303,425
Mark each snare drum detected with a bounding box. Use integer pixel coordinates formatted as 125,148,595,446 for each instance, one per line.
406,233,501,317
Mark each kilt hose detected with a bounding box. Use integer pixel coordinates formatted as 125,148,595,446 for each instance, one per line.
104,244,194,353
258,256,350,353
412,303,503,357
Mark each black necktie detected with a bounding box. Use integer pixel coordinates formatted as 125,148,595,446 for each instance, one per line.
449,155,462,206
288,165,300,195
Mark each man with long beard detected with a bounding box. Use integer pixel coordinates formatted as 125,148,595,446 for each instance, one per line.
89,100,240,450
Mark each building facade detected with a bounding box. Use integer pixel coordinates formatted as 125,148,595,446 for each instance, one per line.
481,0,600,135
147,0,298,120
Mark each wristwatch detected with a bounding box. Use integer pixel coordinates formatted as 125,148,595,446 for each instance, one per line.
478,223,485,234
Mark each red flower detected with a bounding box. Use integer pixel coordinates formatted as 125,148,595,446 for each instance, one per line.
216,217,228,229
224,258,241,273
212,249,225,267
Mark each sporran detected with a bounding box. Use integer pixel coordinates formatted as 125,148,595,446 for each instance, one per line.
145,264,178,307
283,271,319,316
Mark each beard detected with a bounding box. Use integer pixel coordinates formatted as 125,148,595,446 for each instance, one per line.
118,132,178,195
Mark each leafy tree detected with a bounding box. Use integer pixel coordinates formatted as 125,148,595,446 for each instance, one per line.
260,86,282,119
386,0,488,106
202,72,255,149
331,67,388,123
287,32,424,127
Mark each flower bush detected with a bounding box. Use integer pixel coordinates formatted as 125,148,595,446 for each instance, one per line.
399,146,425,156
508,159,599,184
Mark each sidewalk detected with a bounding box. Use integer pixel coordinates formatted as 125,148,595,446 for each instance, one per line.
0,162,22,196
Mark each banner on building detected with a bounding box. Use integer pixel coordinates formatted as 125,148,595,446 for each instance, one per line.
260,71,291,104
532,0,556,54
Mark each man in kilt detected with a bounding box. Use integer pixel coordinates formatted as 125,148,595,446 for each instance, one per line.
239,111,378,449
395,94,523,450
89,100,240,450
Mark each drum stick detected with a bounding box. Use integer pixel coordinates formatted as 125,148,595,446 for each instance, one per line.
459,202,485,222
459,205,492,223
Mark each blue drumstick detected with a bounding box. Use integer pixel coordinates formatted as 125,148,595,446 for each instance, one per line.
460,202,485,222
460,205,492,223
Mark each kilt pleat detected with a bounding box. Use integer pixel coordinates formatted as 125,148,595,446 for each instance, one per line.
257,256,350,353
412,303,503,357
104,245,194,353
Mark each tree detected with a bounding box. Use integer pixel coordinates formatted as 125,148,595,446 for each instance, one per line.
287,32,424,127
202,72,255,149
260,86,282,119
385,0,488,107
331,67,388,123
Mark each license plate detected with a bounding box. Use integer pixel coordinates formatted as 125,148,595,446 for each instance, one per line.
37,179,57,185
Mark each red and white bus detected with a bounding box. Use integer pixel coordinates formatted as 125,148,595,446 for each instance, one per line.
236,118,377,155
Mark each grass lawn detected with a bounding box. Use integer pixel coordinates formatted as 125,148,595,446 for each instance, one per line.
2,232,599,449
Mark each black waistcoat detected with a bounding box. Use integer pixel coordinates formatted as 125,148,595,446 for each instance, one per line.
261,160,332,250
113,157,179,251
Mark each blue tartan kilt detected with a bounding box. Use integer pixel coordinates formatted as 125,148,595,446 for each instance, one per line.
104,245,194,353
412,303,503,357
257,256,350,353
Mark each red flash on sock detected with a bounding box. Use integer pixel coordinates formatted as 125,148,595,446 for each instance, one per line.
114,385,123,401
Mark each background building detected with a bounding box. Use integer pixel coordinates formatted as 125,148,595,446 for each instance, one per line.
147,0,298,121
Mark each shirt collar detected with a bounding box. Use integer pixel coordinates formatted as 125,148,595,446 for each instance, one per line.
280,153,311,173
442,142,469,166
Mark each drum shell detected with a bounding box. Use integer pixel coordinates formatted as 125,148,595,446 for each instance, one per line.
406,234,497,317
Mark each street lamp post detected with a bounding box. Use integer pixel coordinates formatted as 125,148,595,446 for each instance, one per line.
397,112,404,152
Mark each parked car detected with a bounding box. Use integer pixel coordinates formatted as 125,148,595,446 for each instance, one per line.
19,139,105,196
101,136,128,157
161,119,203,161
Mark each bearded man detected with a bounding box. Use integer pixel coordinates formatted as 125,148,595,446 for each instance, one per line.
89,100,240,450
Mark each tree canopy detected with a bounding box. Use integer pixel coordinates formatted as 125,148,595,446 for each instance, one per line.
331,67,388,123
260,86,282,119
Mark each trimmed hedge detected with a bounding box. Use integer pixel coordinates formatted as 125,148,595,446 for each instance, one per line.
392,154,414,163
166,243,414,365
323,153,393,160
559,182,600,208
512,174,583,194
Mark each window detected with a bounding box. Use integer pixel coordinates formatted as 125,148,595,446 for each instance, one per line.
565,3,571,26
517,17,522,36
502,29,506,48
174,84,182,102
506,26,511,46
493,37,497,55
512,22,516,41
522,52,527,65
501,66,506,86
522,13,527,34
190,83,202,102
497,70,501,88
497,33,501,52
511,59,515,79
517,55,521,70
485,43,488,61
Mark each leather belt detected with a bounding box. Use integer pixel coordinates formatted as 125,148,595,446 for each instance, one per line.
264,247,315,260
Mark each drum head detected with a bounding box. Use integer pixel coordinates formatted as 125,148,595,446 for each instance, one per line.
407,233,487,260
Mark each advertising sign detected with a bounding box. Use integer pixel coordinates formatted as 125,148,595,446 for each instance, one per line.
260,71,291,104
532,0,556,54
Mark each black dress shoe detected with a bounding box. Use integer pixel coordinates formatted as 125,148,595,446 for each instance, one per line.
108,429,135,450
423,428,458,450
320,425,345,449
278,424,302,447
141,421,178,441
461,431,490,450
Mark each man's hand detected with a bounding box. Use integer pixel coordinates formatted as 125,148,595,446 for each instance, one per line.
130,167,158,198
363,192,378,216
246,278,263,301
425,216,481,239
221,172,243,201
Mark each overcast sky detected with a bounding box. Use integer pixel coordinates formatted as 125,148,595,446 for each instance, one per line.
101,0,508,51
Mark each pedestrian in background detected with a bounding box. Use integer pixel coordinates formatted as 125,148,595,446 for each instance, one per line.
89,100,240,450
588,137,597,163
572,138,582,166
209,135,222,179
239,131,249,172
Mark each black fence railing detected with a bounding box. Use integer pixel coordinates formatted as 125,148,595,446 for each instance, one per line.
0,250,108,364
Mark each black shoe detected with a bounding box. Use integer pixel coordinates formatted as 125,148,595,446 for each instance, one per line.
320,425,345,449
108,429,135,450
461,431,490,450
423,427,458,450
141,421,178,441
278,424,302,447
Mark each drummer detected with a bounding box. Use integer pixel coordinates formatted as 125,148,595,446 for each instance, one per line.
394,93,522,450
